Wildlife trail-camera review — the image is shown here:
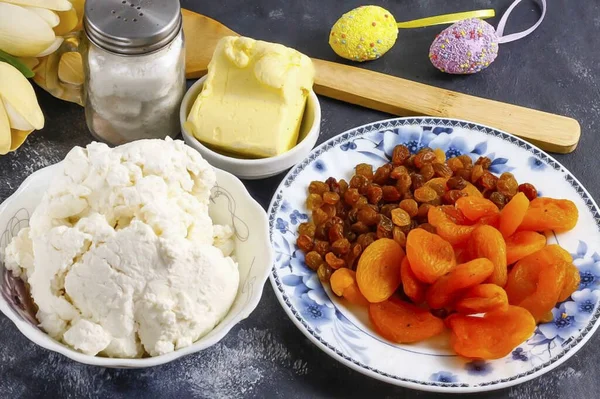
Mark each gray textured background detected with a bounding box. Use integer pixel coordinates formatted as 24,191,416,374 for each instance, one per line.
1,0,599,398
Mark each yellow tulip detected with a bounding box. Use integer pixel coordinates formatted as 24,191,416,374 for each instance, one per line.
22,6,60,27
0,0,72,11
0,62,44,155
0,2,56,57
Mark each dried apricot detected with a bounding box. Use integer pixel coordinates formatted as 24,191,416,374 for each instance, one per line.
558,261,581,302
406,229,456,284
505,231,546,265
519,197,578,232
428,206,476,246
515,261,566,321
356,238,405,303
369,297,445,343
447,305,535,359
498,192,530,238
470,225,507,286
455,197,499,222
455,284,509,314
426,259,494,309
400,257,427,304
330,268,369,306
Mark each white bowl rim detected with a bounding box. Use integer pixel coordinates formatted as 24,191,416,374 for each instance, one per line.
0,161,273,368
179,76,321,167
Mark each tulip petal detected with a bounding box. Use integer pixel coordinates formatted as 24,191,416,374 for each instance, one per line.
58,51,84,85
0,97,11,155
0,62,44,130
0,0,73,12
18,57,40,71
3,100,33,130
23,6,60,27
0,3,56,57
35,36,64,57
53,6,78,36
10,128,34,151
69,0,84,31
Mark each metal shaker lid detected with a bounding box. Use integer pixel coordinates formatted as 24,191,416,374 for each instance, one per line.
84,0,181,55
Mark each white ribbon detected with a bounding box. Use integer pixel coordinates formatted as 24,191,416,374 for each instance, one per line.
496,0,547,44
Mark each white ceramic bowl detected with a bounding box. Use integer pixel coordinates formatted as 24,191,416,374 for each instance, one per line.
180,76,321,180
0,162,273,368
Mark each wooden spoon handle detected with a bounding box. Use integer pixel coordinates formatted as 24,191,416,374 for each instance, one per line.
312,58,580,154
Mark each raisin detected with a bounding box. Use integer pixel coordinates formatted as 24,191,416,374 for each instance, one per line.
321,204,337,218
447,157,464,172
317,263,334,282
414,186,438,203
373,164,393,185
376,215,394,239
414,151,437,168
403,191,414,201
393,227,407,247
314,240,330,256
297,234,314,252
305,251,323,271
447,176,467,190
471,165,484,183
489,191,507,209
457,155,473,168
345,231,357,242
325,252,346,269
478,171,498,190
396,174,412,194
339,179,349,194
308,181,329,195
382,185,401,202
351,221,370,234
475,156,492,169
355,163,374,180
399,199,419,217
411,173,426,191
344,188,360,206
433,162,453,178
427,182,447,197
442,190,467,205
420,163,435,181
298,222,316,238
306,193,323,210
332,238,351,256
390,166,409,179
391,208,412,227
328,224,345,243
314,224,328,240
392,145,411,166
518,183,538,201
347,207,359,223
380,203,399,219
312,208,329,225
357,233,376,249
323,191,340,205
433,148,446,163
419,147,434,154
417,203,433,221
366,184,383,204
497,172,518,198
455,168,472,181
358,206,379,226
419,223,437,234
344,243,363,269
405,154,417,168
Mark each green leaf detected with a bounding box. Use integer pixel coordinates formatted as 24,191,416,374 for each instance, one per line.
0,50,34,78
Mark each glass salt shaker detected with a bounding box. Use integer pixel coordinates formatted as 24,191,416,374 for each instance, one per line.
82,0,186,145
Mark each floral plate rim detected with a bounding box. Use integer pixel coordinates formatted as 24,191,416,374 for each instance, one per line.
268,116,600,393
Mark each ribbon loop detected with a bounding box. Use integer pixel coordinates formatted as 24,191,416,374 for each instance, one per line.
496,0,547,44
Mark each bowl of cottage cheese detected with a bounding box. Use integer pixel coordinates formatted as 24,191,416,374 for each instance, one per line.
0,138,272,367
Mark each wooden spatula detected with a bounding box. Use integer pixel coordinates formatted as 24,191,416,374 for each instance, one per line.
182,9,580,154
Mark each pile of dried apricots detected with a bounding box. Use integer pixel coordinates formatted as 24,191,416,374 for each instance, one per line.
297,144,580,360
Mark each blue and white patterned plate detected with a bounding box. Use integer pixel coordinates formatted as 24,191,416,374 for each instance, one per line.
268,117,600,393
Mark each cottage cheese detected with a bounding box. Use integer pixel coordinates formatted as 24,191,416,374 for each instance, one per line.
3,138,239,357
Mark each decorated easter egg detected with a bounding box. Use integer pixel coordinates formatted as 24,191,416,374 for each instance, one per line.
329,5,398,62
429,18,499,74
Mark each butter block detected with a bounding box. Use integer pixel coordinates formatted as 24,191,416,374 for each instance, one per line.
186,36,315,158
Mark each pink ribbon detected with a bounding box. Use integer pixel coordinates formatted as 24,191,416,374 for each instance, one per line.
496,0,547,44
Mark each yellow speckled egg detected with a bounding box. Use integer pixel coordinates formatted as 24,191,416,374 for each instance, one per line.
329,5,398,62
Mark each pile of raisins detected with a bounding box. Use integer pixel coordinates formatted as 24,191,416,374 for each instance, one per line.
296,145,538,283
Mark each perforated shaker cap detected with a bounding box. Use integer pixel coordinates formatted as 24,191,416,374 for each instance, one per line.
84,0,182,55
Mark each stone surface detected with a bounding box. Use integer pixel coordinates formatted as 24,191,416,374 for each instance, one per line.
1,0,599,398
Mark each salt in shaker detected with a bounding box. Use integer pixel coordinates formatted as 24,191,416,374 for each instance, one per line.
82,0,186,145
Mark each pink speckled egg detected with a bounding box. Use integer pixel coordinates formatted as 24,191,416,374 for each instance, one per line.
429,18,499,74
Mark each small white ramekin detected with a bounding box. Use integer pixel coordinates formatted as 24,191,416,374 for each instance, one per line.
180,76,321,180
